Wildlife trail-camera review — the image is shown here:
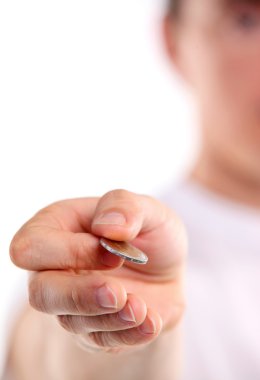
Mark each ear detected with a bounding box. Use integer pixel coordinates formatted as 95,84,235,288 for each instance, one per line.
161,14,186,79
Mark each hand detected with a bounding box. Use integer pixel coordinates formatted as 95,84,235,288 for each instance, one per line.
10,189,187,354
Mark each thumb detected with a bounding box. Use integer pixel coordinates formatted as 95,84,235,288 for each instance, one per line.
91,189,187,279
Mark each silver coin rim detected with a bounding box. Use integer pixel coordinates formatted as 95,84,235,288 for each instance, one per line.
99,238,148,265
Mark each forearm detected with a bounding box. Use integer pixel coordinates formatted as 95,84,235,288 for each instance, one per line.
7,304,183,380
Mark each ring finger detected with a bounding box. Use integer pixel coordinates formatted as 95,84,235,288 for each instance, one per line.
56,293,147,334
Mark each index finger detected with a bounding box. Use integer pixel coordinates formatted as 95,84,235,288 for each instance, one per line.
9,197,124,271
10,190,187,276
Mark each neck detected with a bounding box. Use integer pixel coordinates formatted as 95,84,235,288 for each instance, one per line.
188,146,260,210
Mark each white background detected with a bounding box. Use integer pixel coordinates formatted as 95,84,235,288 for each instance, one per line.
0,0,199,374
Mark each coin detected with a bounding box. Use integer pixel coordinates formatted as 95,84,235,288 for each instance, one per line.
99,237,148,265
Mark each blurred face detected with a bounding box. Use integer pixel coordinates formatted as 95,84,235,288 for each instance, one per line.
165,0,260,183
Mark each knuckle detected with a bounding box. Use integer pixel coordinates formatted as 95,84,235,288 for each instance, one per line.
70,235,96,269
36,202,62,215
178,300,186,319
88,331,116,348
75,335,118,354
28,274,50,313
174,213,188,241
104,189,133,201
176,218,188,253
165,301,186,332
92,313,121,332
120,332,137,346
89,330,137,349
88,331,108,347
101,189,142,215
69,287,90,314
167,212,189,261
174,301,186,325
81,333,136,354
9,233,32,267
103,347,126,354
57,315,77,333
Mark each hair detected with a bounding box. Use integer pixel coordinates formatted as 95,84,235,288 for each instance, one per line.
168,0,260,20
168,0,260,14
168,0,181,17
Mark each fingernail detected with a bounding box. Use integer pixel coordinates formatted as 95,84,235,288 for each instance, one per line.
96,284,118,308
93,212,126,226
138,315,156,334
118,301,136,323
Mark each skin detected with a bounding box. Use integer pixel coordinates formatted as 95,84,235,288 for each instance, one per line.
7,191,186,380
6,0,260,378
164,0,260,208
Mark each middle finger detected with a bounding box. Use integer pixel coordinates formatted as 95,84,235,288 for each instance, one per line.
28,270,127,315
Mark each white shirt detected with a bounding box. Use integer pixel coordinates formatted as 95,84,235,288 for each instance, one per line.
159,177,260,380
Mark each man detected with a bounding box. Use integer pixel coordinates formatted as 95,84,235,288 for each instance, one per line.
5,0,260,379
